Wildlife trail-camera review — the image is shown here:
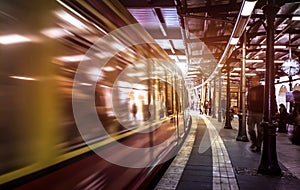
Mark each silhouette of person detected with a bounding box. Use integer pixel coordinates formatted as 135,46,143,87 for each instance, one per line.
277,103,288,133
290,90,300,144
247,76,264,152
131,103,137,120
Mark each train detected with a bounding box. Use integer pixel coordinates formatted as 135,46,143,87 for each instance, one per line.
0,0,192,189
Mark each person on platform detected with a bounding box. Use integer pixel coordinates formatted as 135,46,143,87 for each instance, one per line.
199,99,203,114
277,103,288,133
131,103,138,120
290,90,300,144
204,100,209,115
247,76,264,152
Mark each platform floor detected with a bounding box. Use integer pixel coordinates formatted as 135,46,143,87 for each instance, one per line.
155,111,300,190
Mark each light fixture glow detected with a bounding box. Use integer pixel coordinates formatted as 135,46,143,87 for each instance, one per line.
177,55,186,59
292,16,300,21
0,34,31,45
260,45,286,49
102,66,115,72
41,28,71,38
274,60,284,63
79,82,92,86
217,63,224,68
187,71,201,74
55,10,87,29
111,42,127,52
10,76,36,81
56,55,90,62
169,55,179,62
246,59,284,63
246,59,264,63
95,52,114,59
229,37,239,45
186,75,197,78
241,1,257,16
233,68,250,71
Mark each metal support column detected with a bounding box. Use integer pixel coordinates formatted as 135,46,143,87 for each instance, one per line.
258,2,281,175
224,62,232,129
236,32,249,142
218,72,222,122
212,79,217,118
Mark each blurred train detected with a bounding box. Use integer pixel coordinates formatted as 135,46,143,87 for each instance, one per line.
0,0,191,189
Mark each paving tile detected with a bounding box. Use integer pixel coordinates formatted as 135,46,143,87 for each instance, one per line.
155,112,300,190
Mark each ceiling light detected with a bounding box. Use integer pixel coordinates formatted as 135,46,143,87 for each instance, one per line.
0,34,31,45
217,63,224,68
255,68,265,71
275,45,287,49
95,52,114,59
186,75,197,78
79,82,92,86
188,71,201,74
111,42,127,52
177,55,186,59
292,16,300,21
260,45,286,49
241,1,257,16
127,72,145,77
41,28,71,38
246,59,264,63
102,66,115,72
229,37,239,45
10,76,36,81
169,55,179,62
233,68,250,71
88,67,103,81
55,10,87,30
274,60,284,63
56,55,90,62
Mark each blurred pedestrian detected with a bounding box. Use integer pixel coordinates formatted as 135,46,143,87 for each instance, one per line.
204,100,209,115
131,103,137,120
247,76,264,152
199,99,203,114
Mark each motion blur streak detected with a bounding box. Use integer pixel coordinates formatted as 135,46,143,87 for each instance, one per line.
0,0,191,189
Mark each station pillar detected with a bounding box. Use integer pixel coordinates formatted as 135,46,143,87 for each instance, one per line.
258,2,281,176
218,72,222,122
236,33,248,141
224,63,232,129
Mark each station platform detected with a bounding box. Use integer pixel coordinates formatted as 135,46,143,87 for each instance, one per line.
155,111,300,190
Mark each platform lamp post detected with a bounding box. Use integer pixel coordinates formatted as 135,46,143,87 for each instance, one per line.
236,32,249,141
224,62,233,129
258,1,281,176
